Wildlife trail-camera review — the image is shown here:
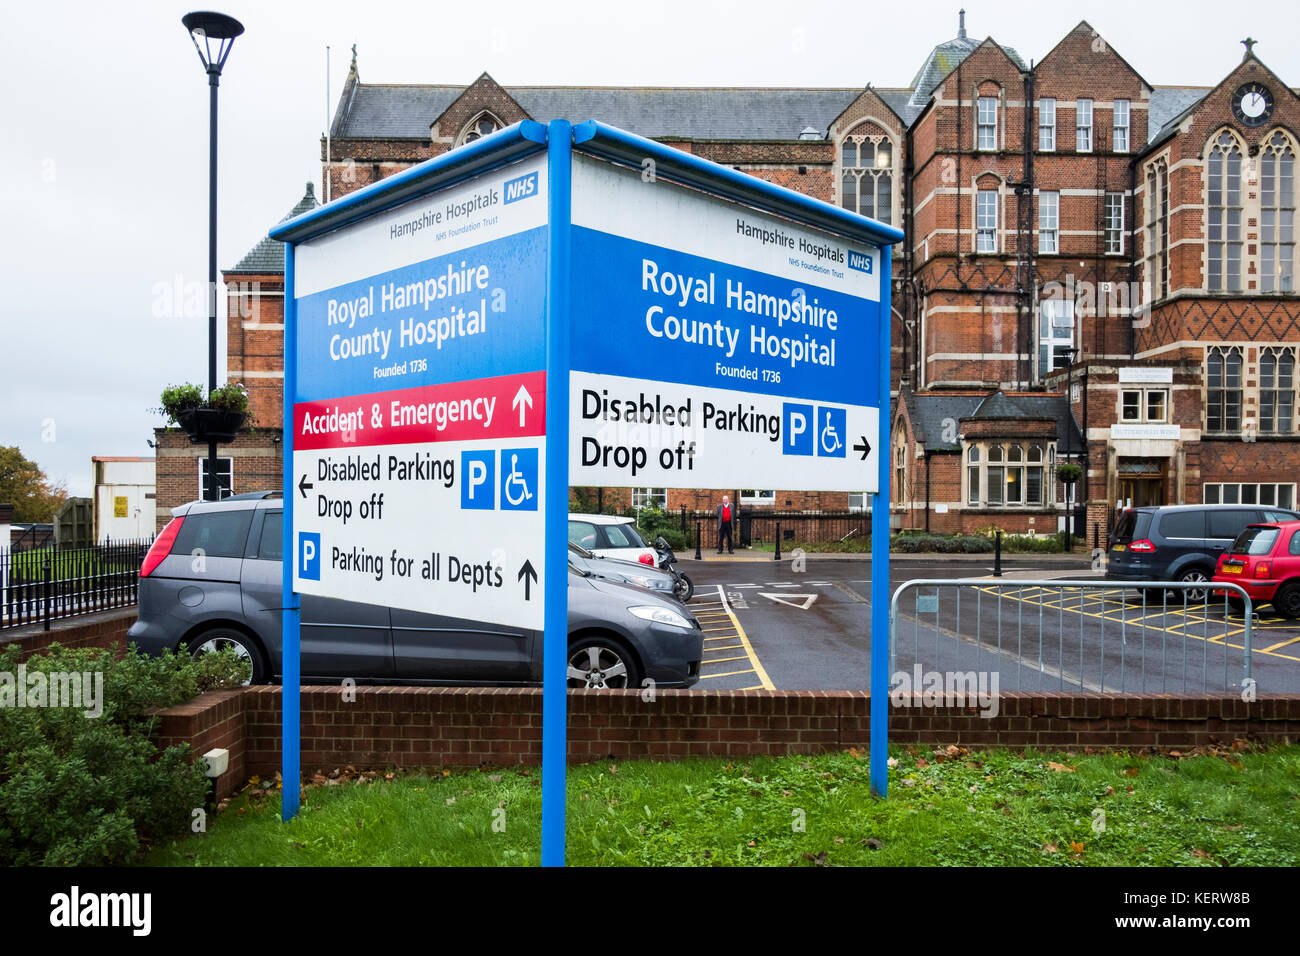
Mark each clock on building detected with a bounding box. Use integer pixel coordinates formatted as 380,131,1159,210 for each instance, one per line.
1232,82,1274,126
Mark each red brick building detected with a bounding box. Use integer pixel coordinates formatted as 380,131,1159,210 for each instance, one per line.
155,17,1300,543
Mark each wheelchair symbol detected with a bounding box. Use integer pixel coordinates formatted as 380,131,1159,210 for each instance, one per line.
504,454,534,507
821,421,843,455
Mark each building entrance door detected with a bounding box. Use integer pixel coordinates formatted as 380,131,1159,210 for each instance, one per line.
1118,458,1166,508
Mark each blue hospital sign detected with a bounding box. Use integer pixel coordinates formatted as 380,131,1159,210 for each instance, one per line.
566,153,881,493
287,153,549,629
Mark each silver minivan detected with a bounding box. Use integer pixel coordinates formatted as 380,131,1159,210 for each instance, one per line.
127,494,703,689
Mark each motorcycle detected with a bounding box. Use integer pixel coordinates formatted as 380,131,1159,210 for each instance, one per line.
653,535,694,603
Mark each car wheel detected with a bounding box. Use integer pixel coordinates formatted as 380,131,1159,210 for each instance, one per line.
185,627,266,685
673,572,694,603
1172,567,1211,604
567,636,641,689
1273,582,1300,620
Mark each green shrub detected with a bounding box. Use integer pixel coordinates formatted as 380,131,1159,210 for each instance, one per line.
635,506,691,551
889,534,993,554
0,642,249,866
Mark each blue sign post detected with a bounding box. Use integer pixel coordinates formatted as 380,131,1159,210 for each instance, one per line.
271,118,901,861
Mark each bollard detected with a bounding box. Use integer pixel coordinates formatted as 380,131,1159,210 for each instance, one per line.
774,522,782,562
43,559,51,631
993,531,1002,577
694,521,702,561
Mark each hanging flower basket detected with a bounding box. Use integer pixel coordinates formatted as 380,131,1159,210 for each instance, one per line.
176,407,249,444
159,382,250,444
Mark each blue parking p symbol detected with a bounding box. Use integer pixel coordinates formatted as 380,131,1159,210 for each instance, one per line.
461,450,496,510
783,403,815,456
299,532,321,581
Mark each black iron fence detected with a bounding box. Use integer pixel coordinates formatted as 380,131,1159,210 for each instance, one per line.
1,538,152,631
678,509,871,552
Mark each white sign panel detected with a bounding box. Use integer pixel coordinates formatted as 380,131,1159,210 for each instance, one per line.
567,153,883,492
290,155,549,628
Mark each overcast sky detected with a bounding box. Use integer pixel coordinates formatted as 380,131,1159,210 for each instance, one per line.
2,0,1294,498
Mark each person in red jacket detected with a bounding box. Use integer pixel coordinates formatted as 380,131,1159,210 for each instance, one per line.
716,495,735,554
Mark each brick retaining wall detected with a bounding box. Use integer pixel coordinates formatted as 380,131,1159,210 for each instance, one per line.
154,687,1300,794
1,608,136,662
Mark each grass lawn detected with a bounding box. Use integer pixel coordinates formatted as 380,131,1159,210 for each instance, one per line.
143,745,1300,867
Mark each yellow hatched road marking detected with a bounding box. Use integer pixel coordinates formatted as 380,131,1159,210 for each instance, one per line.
974,586,1300,661
703,655,750,665
699,669,756,679
717,585,775,690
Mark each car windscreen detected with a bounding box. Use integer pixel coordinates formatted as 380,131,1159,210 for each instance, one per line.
1229,526,1279,556
1111,511,1150,543
603,523,646,548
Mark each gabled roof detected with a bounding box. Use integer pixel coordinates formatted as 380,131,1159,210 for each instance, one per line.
1144,53,1299,153
963,391,1084,454
908,34,1027,116
228,183,319,275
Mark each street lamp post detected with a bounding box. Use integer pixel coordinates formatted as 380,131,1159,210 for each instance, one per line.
182,11,244,501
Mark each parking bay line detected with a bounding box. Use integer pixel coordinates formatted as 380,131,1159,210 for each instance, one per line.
715,584,775,690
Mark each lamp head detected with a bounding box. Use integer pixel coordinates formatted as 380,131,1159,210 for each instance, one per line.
182,11,244,75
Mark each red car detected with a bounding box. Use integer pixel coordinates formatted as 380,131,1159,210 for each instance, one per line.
1212,520,1300,619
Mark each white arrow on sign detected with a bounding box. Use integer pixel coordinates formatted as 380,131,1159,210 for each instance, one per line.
758,592,818,610
512,385,533,427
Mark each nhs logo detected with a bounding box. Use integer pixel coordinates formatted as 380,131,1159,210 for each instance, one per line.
847,250,873,275
503,172,538,205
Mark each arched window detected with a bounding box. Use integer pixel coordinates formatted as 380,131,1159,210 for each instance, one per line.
1206,345,1243,433
456,112,502,147
840,131,894,226
1260,131,1296,293
1260,346,1296,434
1206,131,1244,291
966,445,980,505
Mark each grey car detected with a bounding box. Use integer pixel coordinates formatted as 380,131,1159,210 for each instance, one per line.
568,542,680,601
127,494,702,689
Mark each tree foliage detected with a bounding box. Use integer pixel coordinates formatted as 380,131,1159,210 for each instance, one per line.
0,446,67,523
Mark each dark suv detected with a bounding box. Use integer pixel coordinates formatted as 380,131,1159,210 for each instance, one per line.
1107,503,1300,597
127,494,702,689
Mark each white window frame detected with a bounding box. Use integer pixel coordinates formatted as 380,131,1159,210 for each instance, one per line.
1038,98,1056,151
966,442,1049,509
740,489,775,507
848,492,871,512
976,189,999,253
1204,483,1296,509
1120,388,1169,423
1039,191,1059,254
198,457,234,500
1038,298,1075,378
1076,98,1093,153
1104,192,1125,255
977,97,998,151
631,488,668,511
1113,99,1130,153
1259,131,1297,293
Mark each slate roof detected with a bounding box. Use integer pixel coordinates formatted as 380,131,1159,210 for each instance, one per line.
902,391,985,451
332,83,903,141
907,36,1027,118
966,391,1085,454
229,183,319,275
1146,86,1211,147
